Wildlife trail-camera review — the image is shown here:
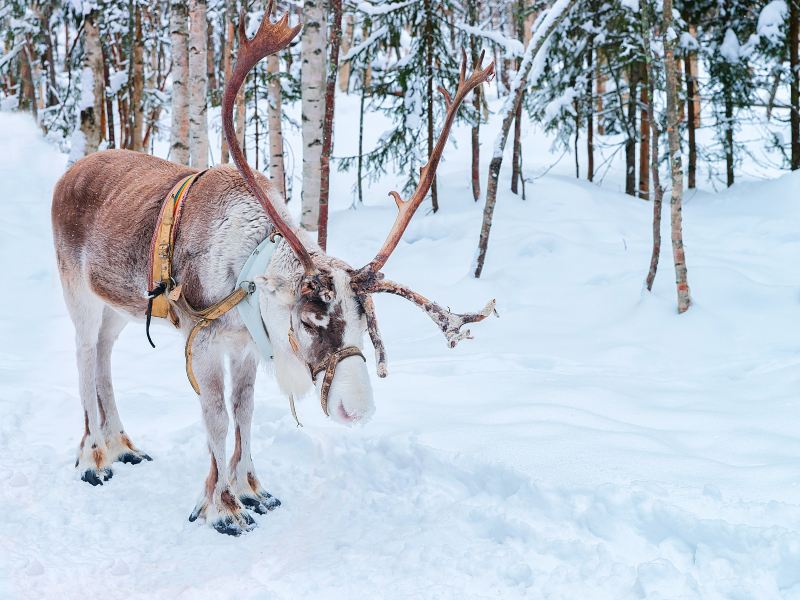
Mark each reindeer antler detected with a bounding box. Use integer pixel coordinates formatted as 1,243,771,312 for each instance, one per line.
360,278,497,348
353,50,494,282
351,51,496,360
222,3,316,277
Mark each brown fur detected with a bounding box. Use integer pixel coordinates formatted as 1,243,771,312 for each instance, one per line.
52,149,274,319
92,446,105,469
230,426,242,470
204,453,219,500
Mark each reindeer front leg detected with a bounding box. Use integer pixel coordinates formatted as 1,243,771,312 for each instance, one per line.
188,336,255,536
228,351,281,514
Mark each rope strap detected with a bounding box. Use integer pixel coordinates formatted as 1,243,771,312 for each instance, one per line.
179,287,249,394
311,346,366,416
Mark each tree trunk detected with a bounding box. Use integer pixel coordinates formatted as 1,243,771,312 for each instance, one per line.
301,0,326,230
425,0,438,212
236,75,246,160
638,81,650,199
74,10,104,160
357,55,368,205
596,51,605,135
724,87,734,187
318,0,343,251
19,42,37,119
207,20,218,104
511,95,523,192
643,10,662,291
684,52,697,188
188,0,209,169
338,13,354,92
131,4,145,152
267,54,286,198
625,64,641,197
102,45,116,148
170,0,190,164
586,34,594,181
790,0,799,170
254,71,259,171
220,2,235,163
663,0,691,313
475,0,577,278
469,0,481,201
41,5,59,107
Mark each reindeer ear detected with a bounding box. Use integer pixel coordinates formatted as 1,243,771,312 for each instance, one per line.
255,275,295,302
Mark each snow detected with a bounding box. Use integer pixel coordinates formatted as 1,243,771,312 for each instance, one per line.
78,66,95,110
2,82,800,599
720,28,741,63
356,0,416,17
454,22,525,58
342,25,388,62
758,0,788,44
494,0,574,158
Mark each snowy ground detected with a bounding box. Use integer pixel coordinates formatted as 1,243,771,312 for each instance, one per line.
1,96,799,600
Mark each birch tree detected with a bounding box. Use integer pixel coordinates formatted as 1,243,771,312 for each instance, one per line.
267,53,286,197
188,0,209,169
300,0,326,231
170,0,190,164
318,0,344,250
663,0,691,313
474,0,577,278
70,7,104,162
130,3,145,152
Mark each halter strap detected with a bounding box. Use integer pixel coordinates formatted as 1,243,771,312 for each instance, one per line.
311,346,366,417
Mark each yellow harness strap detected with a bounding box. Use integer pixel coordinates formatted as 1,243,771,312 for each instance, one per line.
148,172,203,323
145,169,249,395
179,287,249,394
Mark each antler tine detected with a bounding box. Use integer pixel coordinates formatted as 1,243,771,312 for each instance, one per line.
353,55,495,284
361,279,496,348
360,295,388,377
223,8,317,277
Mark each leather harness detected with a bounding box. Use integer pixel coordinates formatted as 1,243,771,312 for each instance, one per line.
145,173,365,420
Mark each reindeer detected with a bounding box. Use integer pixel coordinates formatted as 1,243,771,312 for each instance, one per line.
51,6,495,535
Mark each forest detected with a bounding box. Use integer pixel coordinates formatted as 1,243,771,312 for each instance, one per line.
1,0,797,313
2,1,800,596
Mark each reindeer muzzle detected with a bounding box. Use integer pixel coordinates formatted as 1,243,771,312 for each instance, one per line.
311,346,366,417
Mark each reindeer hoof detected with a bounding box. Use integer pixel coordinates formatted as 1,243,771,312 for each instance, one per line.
212,512,256,536
117,451,153,465
189,493,258,536
240,492,281,514
81,467,113,486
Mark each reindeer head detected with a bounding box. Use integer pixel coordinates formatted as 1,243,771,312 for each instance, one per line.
223,4,496,425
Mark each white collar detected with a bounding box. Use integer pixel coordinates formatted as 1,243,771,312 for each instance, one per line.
235,235,278,361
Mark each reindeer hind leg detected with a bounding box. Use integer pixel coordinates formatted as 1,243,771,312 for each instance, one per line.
62,281,113,485
96,306,152,465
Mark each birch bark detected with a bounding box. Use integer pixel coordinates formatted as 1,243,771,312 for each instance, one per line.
188,0,209,169
300,0,326,231
170,0,190,164
78,10,104,157
663,0,691,312
220,0,235,164
130,4,144,152
474,0,577,278
318,0,343,250
267,54,286,197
